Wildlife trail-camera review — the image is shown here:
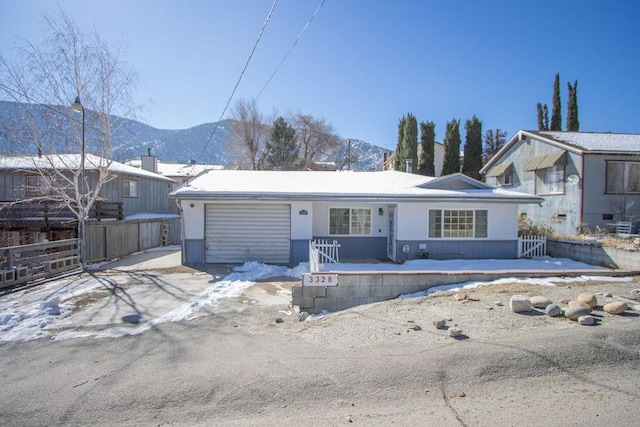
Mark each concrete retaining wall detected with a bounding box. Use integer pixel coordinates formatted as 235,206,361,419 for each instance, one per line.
292,269,634,314
547,238,640,270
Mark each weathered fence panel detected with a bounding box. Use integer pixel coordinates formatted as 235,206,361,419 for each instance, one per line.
518,235,547,258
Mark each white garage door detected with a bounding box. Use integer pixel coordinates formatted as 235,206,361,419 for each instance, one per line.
205,203,291,264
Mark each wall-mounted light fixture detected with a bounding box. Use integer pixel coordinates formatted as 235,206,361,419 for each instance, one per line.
378,207,384,216
299,209,308,215
190,203,195,208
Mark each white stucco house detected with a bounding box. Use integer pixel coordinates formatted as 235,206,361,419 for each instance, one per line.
169,170,542,265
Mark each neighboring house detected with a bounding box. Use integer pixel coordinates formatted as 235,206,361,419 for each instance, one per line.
170,170,541,265
480,131,640,236
382,141,445,176
0,153,175,245
127,155,224,191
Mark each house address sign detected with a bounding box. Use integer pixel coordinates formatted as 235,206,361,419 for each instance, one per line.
302,273,338,286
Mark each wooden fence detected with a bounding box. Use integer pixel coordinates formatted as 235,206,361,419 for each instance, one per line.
309,239,340,272
518,235,547,258
85,216,180,263
0,239,79,289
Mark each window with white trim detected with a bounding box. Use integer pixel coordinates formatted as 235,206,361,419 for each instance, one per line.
535,164,564,195
606,161,640,194
123,179,138,198
25,175,46,196
496,172,512,187
428,209,488,238
329,208,371,235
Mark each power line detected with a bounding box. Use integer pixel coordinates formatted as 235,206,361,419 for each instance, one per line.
254,0,327,104
198,0,278,159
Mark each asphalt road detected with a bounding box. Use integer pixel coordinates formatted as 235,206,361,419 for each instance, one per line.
1,297,639,427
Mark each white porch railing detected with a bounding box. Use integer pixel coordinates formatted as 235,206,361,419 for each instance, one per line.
309,239,340,273
518,235,547,258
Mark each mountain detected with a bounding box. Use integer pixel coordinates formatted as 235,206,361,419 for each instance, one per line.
0,101,386,170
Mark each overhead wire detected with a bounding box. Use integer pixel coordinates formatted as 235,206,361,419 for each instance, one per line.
198,0,278,159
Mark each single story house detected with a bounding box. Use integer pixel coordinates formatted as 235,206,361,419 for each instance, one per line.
170,170,542,265
480,131,640,236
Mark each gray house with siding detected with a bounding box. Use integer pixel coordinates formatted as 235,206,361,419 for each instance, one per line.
480,131,640,236
171,169,541,265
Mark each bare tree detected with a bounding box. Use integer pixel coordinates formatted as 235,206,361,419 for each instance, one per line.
0,10,138,255
225,98,266,170
291,113,339,167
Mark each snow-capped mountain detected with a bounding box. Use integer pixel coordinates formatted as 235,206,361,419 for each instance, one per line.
0,101,386,170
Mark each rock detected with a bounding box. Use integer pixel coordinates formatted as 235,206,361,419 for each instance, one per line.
494,301,504,306
578,315,596,326
603,301,628,314
297,311,310,322
545,304,562,317
275,317,284,323
530,296,552,309
457,392,466,397
568,300,592,310
603,292,613,298
433,319,446,329
577,292,598,308
407,321,422,331
559,298,570,304
292,305,301,314
453,292,468,301
564,306,592,321
509,295,533,313
448,327,463,337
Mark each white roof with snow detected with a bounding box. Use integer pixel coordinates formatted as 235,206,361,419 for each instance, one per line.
171,170,542,203
531,131,640,152
126,159,224,177
0,154,174,182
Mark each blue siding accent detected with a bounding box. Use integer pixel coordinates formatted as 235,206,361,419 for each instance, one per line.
396,240,518,260
291,240,309,264
184,239,205,264
314,236,387,260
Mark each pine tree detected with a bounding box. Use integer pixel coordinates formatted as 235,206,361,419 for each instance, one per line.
418,121,436,176
550,73,562,131
442,119,461,175
483,128,507,163
261,116,300,170
395,115,406,171
542,104,549,130
462,116,483,180
566,80,580,131
403,113,418,173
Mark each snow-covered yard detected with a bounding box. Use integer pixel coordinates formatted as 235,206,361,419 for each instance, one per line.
0,249,632,343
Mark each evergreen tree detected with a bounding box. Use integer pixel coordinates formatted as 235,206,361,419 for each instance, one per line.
483,128,507,163
261,116,300,170
395,115,406,171
442,119,461,175
542,104,549,130
418,121,436,176
566,80,580,131
403,113,418,173
462,115,483,180
550,73,562,131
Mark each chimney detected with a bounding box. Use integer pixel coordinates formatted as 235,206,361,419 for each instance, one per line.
382,152,388,169
406,158,413,174
189,160,196,165
141,152,158,173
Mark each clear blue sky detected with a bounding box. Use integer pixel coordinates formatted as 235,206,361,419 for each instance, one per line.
2,0,639,150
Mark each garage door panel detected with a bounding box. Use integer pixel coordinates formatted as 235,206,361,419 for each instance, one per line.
205,203,290,263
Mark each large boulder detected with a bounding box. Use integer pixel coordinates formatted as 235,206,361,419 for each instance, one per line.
564,306,592,321
530,296,552,309
603,301,628,315
577,292,598,308
510,295,533,313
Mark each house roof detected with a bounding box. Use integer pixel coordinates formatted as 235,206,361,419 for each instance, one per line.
171,170,542,204
126,159,224,178
0,154,174,182
481,130,640,173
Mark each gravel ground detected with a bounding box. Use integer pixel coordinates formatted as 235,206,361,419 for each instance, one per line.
1,277,639,426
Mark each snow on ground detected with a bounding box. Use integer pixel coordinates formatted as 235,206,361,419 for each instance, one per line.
0,255,630,343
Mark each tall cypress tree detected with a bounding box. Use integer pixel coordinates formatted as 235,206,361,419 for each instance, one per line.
442,119,461,175
550,73,562,131
542,104,549,130
462,115,483,180
418,121,436,176
395,115,406,171
566,80,580,131
403,113,418,173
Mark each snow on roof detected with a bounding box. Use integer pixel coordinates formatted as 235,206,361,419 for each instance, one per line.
171,169,542,203
534,131,640,152
125,159,224,177
0,154,174,182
